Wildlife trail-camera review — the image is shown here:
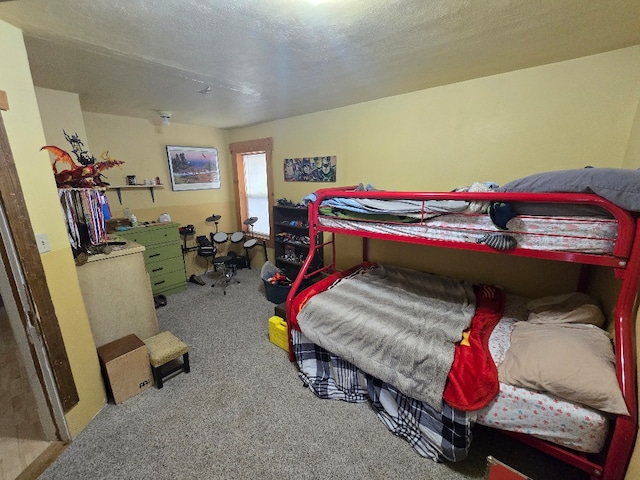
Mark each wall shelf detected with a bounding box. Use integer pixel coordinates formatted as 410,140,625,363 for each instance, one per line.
107,184,164,204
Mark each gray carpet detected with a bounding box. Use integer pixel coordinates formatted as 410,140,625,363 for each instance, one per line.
40,268,587,479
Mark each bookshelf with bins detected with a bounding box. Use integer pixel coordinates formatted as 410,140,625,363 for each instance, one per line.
272,205,323,283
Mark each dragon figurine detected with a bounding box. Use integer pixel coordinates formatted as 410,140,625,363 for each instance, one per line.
41,133,124,188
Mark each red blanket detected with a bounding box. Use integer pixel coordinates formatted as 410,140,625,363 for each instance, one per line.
443,284,504,410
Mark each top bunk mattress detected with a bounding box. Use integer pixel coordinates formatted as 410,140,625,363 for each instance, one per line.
308,171,640,261
305,180,637,262
318,212,618,254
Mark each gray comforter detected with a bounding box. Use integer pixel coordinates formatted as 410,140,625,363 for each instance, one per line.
296,264,476,411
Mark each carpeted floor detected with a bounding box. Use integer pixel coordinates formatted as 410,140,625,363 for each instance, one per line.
40,268,588,479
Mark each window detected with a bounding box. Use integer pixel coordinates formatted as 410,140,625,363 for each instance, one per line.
241,153,269,236
229,138,274,244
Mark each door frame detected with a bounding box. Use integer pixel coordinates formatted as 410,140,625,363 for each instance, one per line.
0,105,77,440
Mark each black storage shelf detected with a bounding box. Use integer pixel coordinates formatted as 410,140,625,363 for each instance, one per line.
272,205,323,281
275,239,310,247
275,257,304,267
275,221,309,229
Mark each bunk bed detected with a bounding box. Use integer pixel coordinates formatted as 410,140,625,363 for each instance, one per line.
284,168,640,480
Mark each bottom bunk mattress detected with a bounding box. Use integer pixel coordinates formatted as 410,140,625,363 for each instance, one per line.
291,268,610,460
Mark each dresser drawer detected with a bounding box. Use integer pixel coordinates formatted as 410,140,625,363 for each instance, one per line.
148,224,181,244
146,255,184,279
144,243,182,264
148,267,187,295
117,229,152,245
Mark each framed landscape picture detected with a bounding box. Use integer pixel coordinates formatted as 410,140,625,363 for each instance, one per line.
166,145,220,191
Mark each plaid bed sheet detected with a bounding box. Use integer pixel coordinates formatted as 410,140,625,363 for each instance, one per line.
293,330,473,462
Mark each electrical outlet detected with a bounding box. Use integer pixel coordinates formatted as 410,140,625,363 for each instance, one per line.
35,232,51,253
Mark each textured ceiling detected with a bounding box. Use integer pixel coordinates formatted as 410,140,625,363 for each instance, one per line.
1,0,639,129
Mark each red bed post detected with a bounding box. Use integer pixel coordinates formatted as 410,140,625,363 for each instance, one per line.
286,186,359,361
285,188,342,361
599,217,640,480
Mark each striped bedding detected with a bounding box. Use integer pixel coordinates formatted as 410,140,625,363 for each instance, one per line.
319,213,618,254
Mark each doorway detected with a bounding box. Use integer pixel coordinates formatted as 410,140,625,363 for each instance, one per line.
0,306,54,479
0,109,70,478
0,199,70,480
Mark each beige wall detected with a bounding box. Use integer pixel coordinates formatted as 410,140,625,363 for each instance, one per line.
623,96,640,169
82,112,237,277
35,88,91,156
232,45,640,194
0,20,105,437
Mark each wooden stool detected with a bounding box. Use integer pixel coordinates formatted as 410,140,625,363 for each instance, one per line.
144,331,190,388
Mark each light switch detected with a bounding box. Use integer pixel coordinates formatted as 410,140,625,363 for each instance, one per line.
35,232,51,253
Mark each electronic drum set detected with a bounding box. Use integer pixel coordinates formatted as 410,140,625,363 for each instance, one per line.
204,213,265,259
180,213,267,293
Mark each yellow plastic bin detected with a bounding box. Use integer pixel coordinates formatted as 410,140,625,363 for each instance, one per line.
268,316,289,352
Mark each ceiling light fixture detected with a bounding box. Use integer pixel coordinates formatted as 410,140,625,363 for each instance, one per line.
158,110,172,126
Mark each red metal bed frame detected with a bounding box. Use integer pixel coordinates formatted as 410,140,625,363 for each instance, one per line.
285,186,639,480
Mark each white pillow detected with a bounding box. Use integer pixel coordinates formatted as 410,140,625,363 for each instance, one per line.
526,292,605,327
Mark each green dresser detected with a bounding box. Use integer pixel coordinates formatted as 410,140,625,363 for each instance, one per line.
116,222,187,296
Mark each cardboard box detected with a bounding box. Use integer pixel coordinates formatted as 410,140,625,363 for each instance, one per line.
268,316,288,352
97,334,153,404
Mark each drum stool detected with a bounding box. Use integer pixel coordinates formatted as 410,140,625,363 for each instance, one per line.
212,253,240,295
144,331,190,388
